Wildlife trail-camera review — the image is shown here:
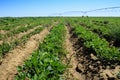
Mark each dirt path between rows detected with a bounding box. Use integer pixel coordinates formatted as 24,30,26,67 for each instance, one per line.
0,30,8,34
65,23,120,80
0,27,51,80
14,25,41,39
0,25,26,44
0,25,41,45
0,25,22,35
64,26,84,80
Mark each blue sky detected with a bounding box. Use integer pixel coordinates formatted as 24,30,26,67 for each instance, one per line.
0,0,120,17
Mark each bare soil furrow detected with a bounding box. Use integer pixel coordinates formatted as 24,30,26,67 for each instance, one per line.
0,25,41,45
64,25,85,80
0,27,50,80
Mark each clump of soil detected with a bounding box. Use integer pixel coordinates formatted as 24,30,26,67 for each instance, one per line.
64,25,84,80
67,22,120,80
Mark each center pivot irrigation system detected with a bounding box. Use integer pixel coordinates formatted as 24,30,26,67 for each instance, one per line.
50,6,120,16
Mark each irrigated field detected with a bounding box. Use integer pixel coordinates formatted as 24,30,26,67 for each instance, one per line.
0,17,120,80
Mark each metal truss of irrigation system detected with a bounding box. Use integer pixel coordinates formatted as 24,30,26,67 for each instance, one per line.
50,6,120,16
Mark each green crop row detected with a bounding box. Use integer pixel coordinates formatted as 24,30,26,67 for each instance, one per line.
80,22,112,43
0,18,30,31
77,18,110,37
0,18,54,58
0,27,44,58
78,18,120,43
0,17,53,40
15,24,66,80
1,24,40,40
72,24,120,61
0,17,41,31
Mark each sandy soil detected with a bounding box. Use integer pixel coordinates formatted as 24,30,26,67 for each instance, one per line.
64,25,85,80
0,25,41,45
0,28,50,80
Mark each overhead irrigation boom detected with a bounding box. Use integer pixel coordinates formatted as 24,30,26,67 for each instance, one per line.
50,6,120,16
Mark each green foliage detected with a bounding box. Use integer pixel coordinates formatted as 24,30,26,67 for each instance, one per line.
9,27,44,51
14,27,28,33
0,34,3,40
0,26,44,58
0,42,11,56
0,17,55,58
30,27,44,35
20,27,44,44
108,25,120,41
117,71,120,79
16,24,66,80
73,25,120,60
39,24,66,56
15,51,65,80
